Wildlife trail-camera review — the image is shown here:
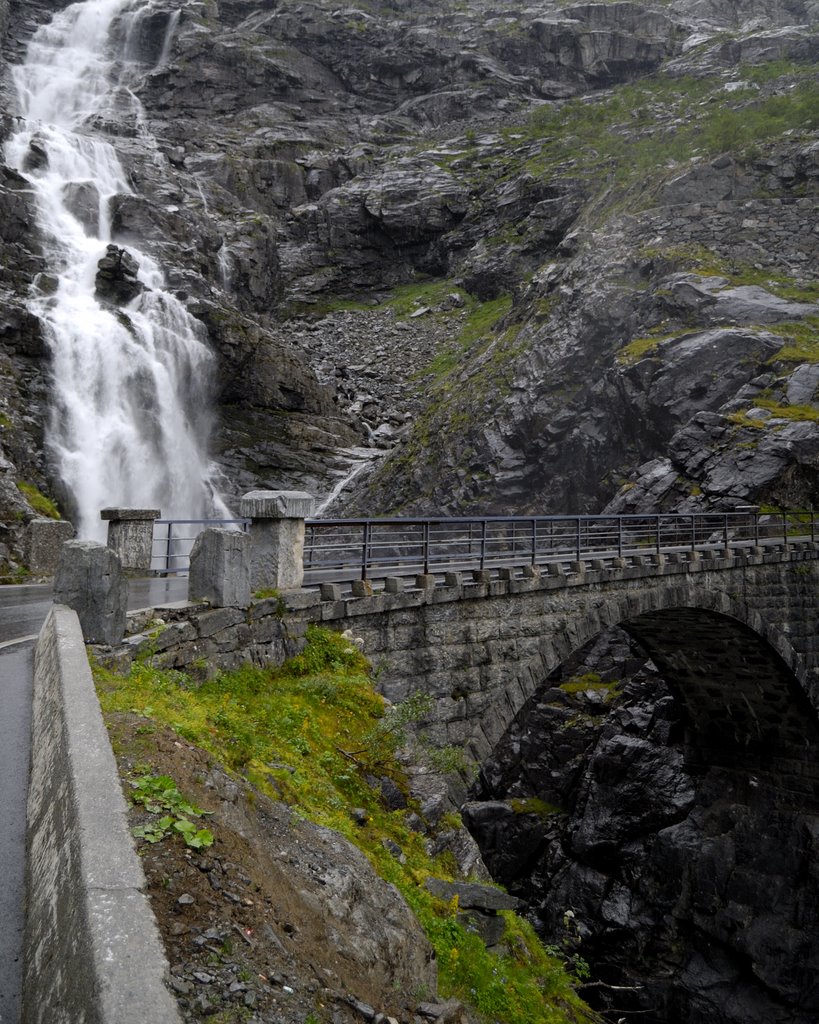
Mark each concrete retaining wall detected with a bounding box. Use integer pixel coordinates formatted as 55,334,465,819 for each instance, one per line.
23,605,182,1024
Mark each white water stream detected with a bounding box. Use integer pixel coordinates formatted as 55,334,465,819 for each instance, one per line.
6,0,228,540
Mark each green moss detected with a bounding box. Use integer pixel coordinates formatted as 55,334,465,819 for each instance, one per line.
616,330,683,364
769,317,819,363
509,797,563,818
94,628,597,1024
559,673,621,700
0,412,11,429
17,481,60,519
756,399,819,422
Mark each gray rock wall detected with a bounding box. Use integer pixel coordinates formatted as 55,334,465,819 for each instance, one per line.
23,605,182,1024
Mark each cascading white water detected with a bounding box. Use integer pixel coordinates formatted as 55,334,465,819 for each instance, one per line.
6,0,229,540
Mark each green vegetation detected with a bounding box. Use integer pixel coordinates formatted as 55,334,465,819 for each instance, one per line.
639,243,819,304
510,797,563,818
420,294,514,380
129,773,214,849
520,68,819,188
95,627,597,1024
769,317,819,363
617,328,687,364
17,481,60,519
559,673,621,701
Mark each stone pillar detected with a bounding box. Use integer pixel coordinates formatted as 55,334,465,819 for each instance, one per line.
239,490,314,591
53,541,128,645
188,529,251,608
100,508,160,573
27,518,74,574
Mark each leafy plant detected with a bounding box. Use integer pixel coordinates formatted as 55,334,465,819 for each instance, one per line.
129,773,214,849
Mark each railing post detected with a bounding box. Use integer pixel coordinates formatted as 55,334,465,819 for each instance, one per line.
575,517,581,561
480,520,487,571
617,517,623,559
423,521,430,576
754,511,760,547
165,521,173,574
723,513,729,554
656,514,661,555
531,518,537,566
100,507,160,574
361,521,371,581
691,513,696,552
812,508,815,545
239,490,315,590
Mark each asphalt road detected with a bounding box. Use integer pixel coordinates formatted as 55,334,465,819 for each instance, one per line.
0,577,189,646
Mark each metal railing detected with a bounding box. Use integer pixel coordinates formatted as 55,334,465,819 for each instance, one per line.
151,518,250,575
303,509,816,585
150,509,816,582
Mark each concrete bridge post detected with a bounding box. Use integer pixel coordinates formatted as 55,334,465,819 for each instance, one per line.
239,490,314,591
100,507,160,572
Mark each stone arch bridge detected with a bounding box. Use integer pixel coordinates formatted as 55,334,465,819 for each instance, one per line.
290,545,819,802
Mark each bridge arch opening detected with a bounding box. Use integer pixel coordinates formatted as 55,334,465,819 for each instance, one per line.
464,605,819,1024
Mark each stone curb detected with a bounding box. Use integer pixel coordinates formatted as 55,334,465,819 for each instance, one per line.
23,605,182,1024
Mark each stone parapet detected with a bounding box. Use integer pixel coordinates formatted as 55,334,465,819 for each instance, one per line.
26,518,74,574
24,606,181,1024
100,507,160,572
188,528,251,608
239,490,314,591
54,540,128,645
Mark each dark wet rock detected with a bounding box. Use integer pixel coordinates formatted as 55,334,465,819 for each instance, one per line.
62,181,101,237
94,244,144,305
467,627,819,1024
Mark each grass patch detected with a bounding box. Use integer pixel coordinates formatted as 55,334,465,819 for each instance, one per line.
94,627,597,1024
769,317,819,363
521,70,819,187
617,329,686,365
510,797,564,818
17,481,60,519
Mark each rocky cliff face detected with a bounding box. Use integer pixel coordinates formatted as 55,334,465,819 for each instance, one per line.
1,0,816,573
465,628,819,1024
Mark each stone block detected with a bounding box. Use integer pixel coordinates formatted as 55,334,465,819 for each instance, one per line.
27,518,74,574
352,579,374,598
239,491,313,591
321,583,343,601
416,574,436,589
100,508,159,572
444,572,463,587
569,561,586,576
547,562,564,577
384,576,404,594
521,565,541,579
54,541,128,645
472,570,491,584
238,490,315,520
187,529,251,608
498,567,515,581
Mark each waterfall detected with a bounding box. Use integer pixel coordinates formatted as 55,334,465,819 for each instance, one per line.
6,0,229,541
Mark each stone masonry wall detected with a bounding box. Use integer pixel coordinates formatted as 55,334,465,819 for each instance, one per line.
102,547,819,793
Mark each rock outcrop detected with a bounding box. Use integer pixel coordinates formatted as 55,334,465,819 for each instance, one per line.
1,0,817,550
466,627,819,1024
